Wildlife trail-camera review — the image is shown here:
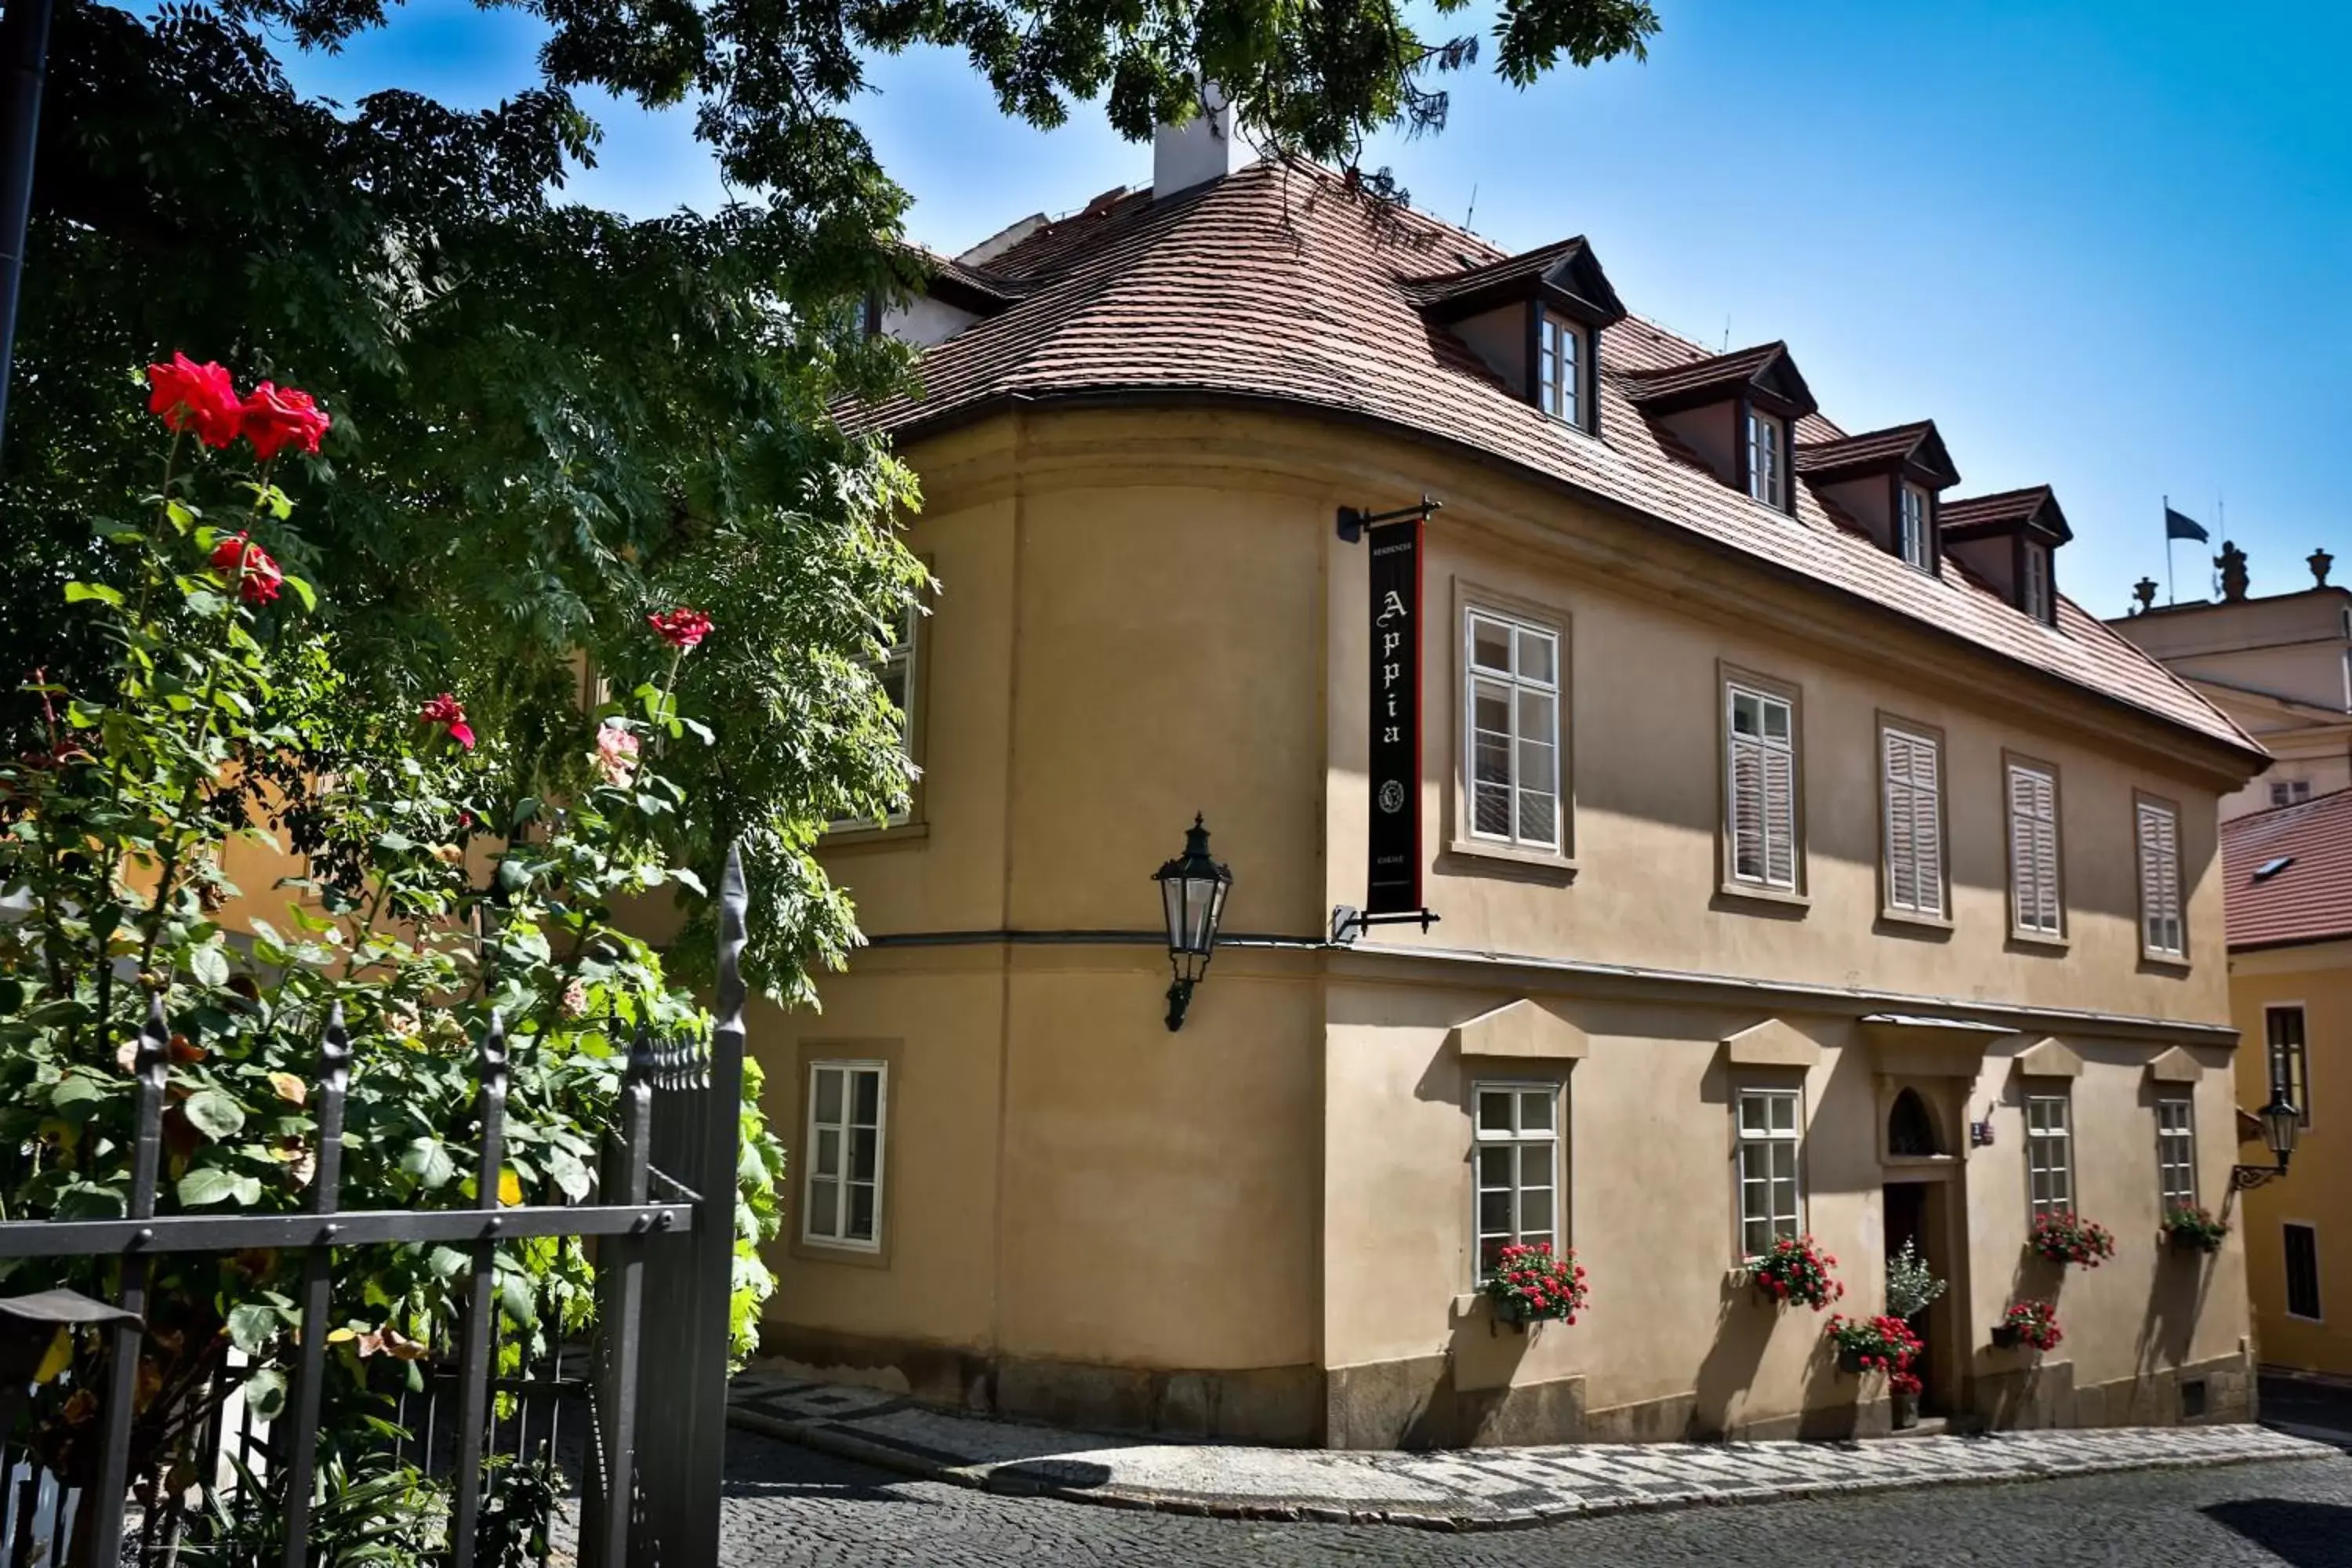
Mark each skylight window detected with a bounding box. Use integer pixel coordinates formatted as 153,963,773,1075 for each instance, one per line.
2254,856,2295,883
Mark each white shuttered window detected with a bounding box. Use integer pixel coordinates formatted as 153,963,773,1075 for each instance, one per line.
2137,800,2185,958
2007,762,2063,937
1881,725,1944,917
1727,684,1798,891
1466,609,1562,851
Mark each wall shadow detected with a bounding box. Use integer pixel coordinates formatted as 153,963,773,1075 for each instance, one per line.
2204,1499,2352,1567
1690,1278,1774,1438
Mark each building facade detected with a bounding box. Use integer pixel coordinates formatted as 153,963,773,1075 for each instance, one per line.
2223,789,2352,1373
2109,561,2352,821
753,140,2270,1446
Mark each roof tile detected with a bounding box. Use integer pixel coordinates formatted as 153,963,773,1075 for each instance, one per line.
2223,789,2352,949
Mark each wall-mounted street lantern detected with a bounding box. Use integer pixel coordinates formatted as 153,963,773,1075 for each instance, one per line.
1152,815,1232,1032
2230,1093,2302,1190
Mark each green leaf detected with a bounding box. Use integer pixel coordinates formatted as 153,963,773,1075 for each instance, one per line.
186,944,230,989
399,1138,456,1189
546,1146,591,1201
49,1075,103,1113
226,1301,281,1356
498,1271,534,1328
64,582,125,607
426,1245,469,1280
669,866,707,896
242,1366,289,1421
183,1088,245,1142
176,1166,241,1207
279,574,317,612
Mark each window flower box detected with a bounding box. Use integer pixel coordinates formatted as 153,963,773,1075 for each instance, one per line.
1827,1313,1923,1378
1993,1299,2062,1352
1479,1241,1589,1334
1747,1234,1844,1312
2029,1210,2116,1268
2161,1206,2229,1254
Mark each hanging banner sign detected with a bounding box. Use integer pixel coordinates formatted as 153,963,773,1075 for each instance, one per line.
1365,512,1425,915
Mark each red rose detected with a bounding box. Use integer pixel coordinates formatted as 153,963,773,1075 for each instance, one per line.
418,692,476,752
147,354,245,448
648,607,713,651
207,533,283,604
240,382,331,462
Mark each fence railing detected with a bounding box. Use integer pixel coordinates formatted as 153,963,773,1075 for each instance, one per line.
0,847,749,1568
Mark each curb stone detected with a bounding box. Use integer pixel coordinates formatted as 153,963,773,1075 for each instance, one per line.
724,1406,2339,1532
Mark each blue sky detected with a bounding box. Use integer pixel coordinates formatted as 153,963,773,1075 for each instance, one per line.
281,0,2350,615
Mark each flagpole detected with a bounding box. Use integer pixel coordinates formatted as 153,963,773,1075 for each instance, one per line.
2165,495,2175,604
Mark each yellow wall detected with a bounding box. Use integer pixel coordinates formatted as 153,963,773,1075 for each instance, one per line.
2231,941,2352,1372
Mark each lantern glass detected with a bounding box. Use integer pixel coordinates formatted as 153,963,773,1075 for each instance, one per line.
1153,815,1233,989
2262,1094,2302,1163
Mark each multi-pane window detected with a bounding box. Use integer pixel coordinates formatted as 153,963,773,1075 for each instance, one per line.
1537,312,1583,428
1475,1083,1560,1277
2136,800,2185,958
2273,779,2314,808
2021,540,2054,624
2026,1093,2074,1218
1898,483,1934,572
1881,724,1944,917
1736,1087,1803,1258
1745,411,1785,509
2006,761,2063,938
1466,609,1561,851
830,604,920,829
2268,1005,2310,1127
1726,683,1798,891
2286,1224,2324,1321
2156,1097,2197,1212
804,1061,887,1249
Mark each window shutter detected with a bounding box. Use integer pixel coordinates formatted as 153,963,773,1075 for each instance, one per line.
2031,772,2060,932
1763,743,1796,889
1911,736,1942,916
1730,733,1765,880
2139,803,2182,953
1883,730,1916,910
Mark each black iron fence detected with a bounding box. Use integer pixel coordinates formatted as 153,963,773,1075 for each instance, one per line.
0,850,750,1568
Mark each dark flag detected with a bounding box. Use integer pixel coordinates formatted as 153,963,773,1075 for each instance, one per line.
2165,506,2209,543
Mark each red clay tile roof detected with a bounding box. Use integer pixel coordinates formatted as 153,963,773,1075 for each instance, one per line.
1618,342,1809,409
1795,420,1958,487
853,161,2257,760
1397,236,1626,323
1941,485,2053,529
2223,789,2352,950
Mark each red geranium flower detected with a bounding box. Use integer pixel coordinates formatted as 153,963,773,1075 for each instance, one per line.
240,381,332,462
647,607,713,651
207,533,283,604
147,354,245,448
418,692,475,752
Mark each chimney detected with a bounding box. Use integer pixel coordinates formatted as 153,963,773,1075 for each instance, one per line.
1153,82,1240,201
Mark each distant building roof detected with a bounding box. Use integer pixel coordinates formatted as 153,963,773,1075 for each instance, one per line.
2223,787,2352,950
852,161,2256,760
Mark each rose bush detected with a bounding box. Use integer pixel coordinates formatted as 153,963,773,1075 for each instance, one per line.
0,361,786,1561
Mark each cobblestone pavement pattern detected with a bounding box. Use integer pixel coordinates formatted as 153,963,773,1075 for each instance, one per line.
717,1427,2352,1567
728,1373,2333,1527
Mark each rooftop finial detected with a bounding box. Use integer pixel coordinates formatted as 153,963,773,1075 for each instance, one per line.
2216,540,2250,602
2311,547,2335,588
2131,577,2158,614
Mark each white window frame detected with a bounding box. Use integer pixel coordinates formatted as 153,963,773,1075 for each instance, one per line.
1473,1081,1562,1280
802,1059,887,1251
1464,606,1563,853
1880,723,1944,918
828,603,920,831
2006,760,2064,938
1735,1086,1804,1258
1537,311,1583,429
2285,1221,2325,1323
2273,779,2314,808
2156,1096,2197,1212
2136,797,2186,960
2021,539,2054,623
2267,1003,2311,1128
1726,681,1798,892
2026,1091,2074,1219
1898,482,1935,572
1745,409,1785,509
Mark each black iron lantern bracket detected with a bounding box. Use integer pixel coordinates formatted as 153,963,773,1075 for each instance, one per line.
2230,1094,2302,1189
1329,904,1441,942
2230,1160,2290,1192
1336,496,1443,544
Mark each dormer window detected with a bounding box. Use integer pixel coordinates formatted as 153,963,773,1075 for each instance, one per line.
1899,483,1933,571
2022,540,2054,625
1538,312,1584,426
1746,411,1785,509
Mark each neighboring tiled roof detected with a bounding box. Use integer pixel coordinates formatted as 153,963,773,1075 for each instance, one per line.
1795,420,1958,487
921,252,1036,307
850,161,2258,758
2223,789,2352,950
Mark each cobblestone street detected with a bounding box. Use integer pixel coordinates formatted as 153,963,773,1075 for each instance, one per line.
717,1428,2352,1566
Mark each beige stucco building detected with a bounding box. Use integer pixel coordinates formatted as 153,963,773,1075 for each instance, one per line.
2221,789,2352,1374
754,138,2272,1446
2109,559,2351,821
